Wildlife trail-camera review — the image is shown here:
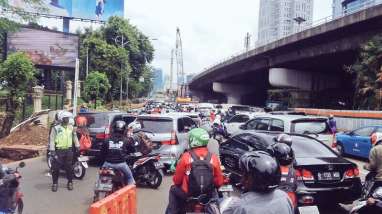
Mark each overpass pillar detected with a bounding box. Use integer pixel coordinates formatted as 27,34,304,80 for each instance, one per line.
213,82,255,104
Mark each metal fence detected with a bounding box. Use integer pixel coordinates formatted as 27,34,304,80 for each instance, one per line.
336,117,382,131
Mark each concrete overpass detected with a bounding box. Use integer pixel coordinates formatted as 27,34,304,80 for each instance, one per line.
189,3,382,107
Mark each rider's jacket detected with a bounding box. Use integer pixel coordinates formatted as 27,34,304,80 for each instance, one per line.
101,133,134,164
367,144,382,181
222,189,294,214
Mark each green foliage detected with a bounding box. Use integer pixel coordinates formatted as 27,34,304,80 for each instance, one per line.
83,71,111,101
78,16,155,102
347,34,382,110
0,52,37,108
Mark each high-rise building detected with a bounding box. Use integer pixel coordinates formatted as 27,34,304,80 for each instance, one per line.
333,0,343,18
153,68,164,93
342,0,382,14
256,0,314,46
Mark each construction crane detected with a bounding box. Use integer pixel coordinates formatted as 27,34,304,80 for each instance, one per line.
175,27,185,97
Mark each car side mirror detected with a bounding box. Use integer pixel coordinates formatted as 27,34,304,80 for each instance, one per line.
239,124,246,130
184,126,191,132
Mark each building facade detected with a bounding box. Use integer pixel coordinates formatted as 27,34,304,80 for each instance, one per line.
153,68,164,93
257,0,314,46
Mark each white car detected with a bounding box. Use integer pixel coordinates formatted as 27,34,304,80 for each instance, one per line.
238,115,334,147
225,112,268,135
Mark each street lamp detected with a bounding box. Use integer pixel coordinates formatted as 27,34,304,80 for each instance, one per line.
293,16,306,33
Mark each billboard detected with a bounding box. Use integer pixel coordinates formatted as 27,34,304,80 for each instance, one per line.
7,0,124,21
7,27,79,68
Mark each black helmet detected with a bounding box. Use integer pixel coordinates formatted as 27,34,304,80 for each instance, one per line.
239,151,281,192
113,120,126,134
272,143,295,166
276,134,292,146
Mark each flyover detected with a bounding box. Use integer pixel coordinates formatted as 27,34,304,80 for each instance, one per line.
189,3,382,106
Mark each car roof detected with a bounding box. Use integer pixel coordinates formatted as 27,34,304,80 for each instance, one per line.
137,113,187,120
254,114,327,122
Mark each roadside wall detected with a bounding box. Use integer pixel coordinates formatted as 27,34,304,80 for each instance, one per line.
293,108,382,131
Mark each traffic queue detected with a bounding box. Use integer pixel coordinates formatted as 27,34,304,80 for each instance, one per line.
1,101,382,214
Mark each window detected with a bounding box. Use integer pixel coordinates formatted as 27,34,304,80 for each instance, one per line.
291,120,331,134
270,119,284,132
228,115,250,123
255,118,270,131
183,117,196,130
177,118,185,132
353,127,375,137
246,120,258,130
138,118,173,134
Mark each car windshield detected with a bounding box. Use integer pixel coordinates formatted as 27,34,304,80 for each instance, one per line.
291,136,337,158
79,113,107,128
292,120,330,134
137,118,173,133
232,106,251,112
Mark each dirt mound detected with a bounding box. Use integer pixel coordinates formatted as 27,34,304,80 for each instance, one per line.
0,124,49,146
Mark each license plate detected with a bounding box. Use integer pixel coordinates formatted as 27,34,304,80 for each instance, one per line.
78,156,89,161
154,162,164,169
96,183,113,191
317,171,340,181
298,206,320,214
219,185,233,192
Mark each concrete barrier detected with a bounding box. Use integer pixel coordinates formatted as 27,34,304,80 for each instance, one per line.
293,108,382,131
89,185,137,214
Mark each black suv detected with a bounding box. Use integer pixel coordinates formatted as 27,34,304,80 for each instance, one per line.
78,112,136,157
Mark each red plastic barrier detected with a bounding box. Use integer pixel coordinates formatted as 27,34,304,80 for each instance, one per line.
89,185,137,214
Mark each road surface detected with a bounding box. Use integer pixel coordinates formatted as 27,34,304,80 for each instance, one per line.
5,154,368,214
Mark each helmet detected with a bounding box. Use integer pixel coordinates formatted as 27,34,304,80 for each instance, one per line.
276,134,292,146
239,151,281,192
113,120,126,134
371,132,382,147
272,143,295,166
76,116,87,127
57,111,73,124
128,121,142,131
188,128,209,149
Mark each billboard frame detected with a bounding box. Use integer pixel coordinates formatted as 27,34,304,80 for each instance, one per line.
6,26,80,71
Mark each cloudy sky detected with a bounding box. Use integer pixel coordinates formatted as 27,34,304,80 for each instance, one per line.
125,0,333,78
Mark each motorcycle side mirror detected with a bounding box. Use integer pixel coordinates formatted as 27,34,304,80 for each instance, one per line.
19,162,26,168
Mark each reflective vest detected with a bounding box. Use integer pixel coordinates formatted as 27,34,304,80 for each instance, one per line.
54,125,73,149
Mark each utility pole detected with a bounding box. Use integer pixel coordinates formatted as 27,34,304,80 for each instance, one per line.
244,32,251,52
86,47,89,77
114,35,129,106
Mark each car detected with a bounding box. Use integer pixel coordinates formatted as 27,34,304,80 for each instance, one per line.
219,131,362,206
78,112,137,157
335,125,382,159
238,115,334,147
135,113,198,169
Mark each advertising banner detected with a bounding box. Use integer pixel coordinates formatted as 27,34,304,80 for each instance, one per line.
7,0,124,21
7,27,79,68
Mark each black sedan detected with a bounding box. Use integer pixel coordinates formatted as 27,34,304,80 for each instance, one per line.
219,131,362,206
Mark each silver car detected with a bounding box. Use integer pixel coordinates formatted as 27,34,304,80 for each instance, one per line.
136,113,197,169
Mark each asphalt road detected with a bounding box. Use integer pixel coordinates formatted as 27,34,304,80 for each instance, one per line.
5,152,368,214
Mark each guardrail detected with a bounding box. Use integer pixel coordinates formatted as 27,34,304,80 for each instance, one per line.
89,185,137,214
199,0,382,76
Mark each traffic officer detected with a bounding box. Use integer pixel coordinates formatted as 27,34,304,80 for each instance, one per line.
49,111,80,192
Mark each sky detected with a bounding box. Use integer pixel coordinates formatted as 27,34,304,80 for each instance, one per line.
125,0,333,78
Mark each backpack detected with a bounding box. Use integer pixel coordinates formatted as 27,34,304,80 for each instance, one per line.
188,150,214,197
137,132,153,155
78,128,92,151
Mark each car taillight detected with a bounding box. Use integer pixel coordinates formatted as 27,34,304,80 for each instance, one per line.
162,131,178,145
332,134,337,148
96,125,111,139
344,167,359,179
296,169,314,181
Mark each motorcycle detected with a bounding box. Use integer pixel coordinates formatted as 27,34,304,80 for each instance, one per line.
350,171,382,214
93,167,125,202
47,150,88,180
0,162,25,214
212,122,228,143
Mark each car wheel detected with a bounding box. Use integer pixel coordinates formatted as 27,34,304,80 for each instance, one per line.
336,143,345,156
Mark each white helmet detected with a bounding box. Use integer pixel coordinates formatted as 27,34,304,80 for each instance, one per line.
128,121,142,131
57,111,73,122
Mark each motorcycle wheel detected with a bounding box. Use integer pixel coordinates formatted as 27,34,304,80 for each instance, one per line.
73,162,86,180
93,191,107,202
146,168,162,189
47,154,53,169
16,198,24,214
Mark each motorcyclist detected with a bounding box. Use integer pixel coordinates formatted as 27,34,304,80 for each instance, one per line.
127,122,153,156
100,120,135,185
166,128,224,214
0,163,19,214
49,111,80,192
271,134,297,208
223,151,294,214
364,132,382,205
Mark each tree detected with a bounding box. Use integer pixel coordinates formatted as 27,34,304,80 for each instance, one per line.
0,52,37,138
347,35,382,110
83,71,111,105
